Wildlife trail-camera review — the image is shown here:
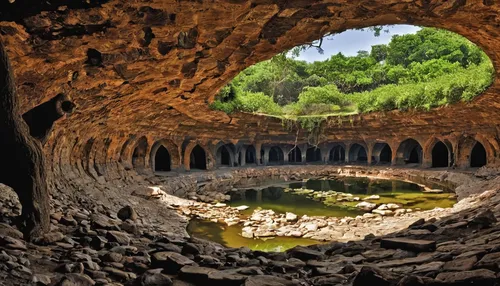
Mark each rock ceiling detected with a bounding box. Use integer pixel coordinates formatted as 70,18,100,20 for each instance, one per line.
0,0,499,142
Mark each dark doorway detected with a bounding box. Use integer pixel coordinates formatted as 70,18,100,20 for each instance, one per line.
245,146,256,164
329,146,345,162
190,145,207,170
379,144,392,163
269,146,284,164
288,147,302,163
470,142,487,167
220,146,230,166
306,147,322,162
349,144,367,163
154,146,171,171
397,139,422,165
432,141,449,167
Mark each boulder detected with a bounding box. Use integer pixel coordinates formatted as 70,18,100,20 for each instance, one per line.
355,202,377,211
117,205,138,221
435,269,496,285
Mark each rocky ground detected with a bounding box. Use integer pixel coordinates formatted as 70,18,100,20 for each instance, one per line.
1,167,500,285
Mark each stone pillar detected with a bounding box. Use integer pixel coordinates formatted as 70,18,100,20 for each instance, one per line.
301,144,307,163
240,147,246,167
366,143,373,165
262,147,269,165
320,146,330,163
345,144,350,163
255,143,262,166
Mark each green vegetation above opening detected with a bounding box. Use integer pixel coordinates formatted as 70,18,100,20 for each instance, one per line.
210,27,494,124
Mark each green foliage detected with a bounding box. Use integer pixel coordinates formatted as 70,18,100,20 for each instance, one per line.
210,26,495,122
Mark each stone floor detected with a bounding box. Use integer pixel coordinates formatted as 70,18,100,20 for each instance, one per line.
1,167,500,285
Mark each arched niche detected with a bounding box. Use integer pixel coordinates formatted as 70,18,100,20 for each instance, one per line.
268,146,284,165
431,141,449,168
349,143,367,163
396,139,423,165
288,146,302,163
329,145,345,163
306,147,322,163
215,143,236,167
373,143,392,164
132,136,148,169
153,145,171,172
470,141,487,167
245,145,257,165
190,145,207,170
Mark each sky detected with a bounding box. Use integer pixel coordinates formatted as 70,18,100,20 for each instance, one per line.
296,25,421,62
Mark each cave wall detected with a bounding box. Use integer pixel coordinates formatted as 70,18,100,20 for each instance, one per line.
0,0,499,188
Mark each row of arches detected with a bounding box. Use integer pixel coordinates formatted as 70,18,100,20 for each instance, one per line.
129,137,489,173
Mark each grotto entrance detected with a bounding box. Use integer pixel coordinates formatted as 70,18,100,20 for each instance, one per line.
306,147,322,163
245,146,256,165
373,143,392,164
329,146,345,163
432,141,449,168
470,142,487,167
349,144,367,163
288,147,302,163
154,146,171,172
217,145,232,167
190,145,207,170
268,146,284,165
397,139,423,165
132,137,148,169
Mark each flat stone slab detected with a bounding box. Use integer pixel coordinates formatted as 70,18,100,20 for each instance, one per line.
436,269,496,285
380,238,436,252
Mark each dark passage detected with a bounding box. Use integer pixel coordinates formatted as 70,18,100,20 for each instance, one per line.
245,146,256,164
132,137,148,168
306,147,321,162
432,141,448,167
288,147,302,163
269,146,283,164
408,147,421,163
470,142,487,167
154,146,171,171
220,146,230,166
379,144,392,163
190,145,207,170
329,146,345,162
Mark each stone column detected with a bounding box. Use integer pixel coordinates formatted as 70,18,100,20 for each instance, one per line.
255,143,262,166
240,147,246,167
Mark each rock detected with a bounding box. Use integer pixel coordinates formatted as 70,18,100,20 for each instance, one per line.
435,269,496,285
380,238,436,252
137,270,173,286
285,212,298,222
182,243,200,256
38,232,65,245
151,252,196,273
363,195,380,201
372,209,393,216
241,227,253,238
468,209,497,229
59,273,96,286
353,266,397,286
0,223,23,239
106,231,130,245
103,267,137,281
235,205,249,211
102,252,123,263
117,205,138,221
355,201,377,211
208,271,247,285
179,265,214,282
0,235,26,250
32,274,52,285
474,251,500,270
214,203,226,208
244,275,300,286
443,256,477,271
287,246,323,261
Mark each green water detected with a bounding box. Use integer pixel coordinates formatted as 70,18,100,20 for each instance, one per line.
188,177,456,252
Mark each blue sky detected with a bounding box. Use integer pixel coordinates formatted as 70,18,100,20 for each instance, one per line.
296,25,421,62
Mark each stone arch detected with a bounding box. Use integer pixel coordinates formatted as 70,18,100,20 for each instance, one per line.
348,143,367,163
150,139,181,171
306,147,322,163
268,146,284,165
470,141,487,167
245,145,257,165
431,141,450,168
132,136,148,169
329,145,346,163
288,146,302,163
215,143,236,167
396,138,423,165
373,143,392,164
189,145,207,170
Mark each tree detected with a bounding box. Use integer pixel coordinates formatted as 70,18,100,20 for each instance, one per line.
370,44,388,62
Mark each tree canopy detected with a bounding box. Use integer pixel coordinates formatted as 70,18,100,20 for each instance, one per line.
210,27,494,119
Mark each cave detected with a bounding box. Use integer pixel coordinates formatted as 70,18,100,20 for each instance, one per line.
288,147,302,163
432,141,449,168
0,2,498,285
154,145,171,172
306,147,322,163
245,146,256,164
190,145,207,170
268,146,284,165
329,145,345,162
349,144,367,163
373,143,392,164
397,139,423,165
470,142,487,168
